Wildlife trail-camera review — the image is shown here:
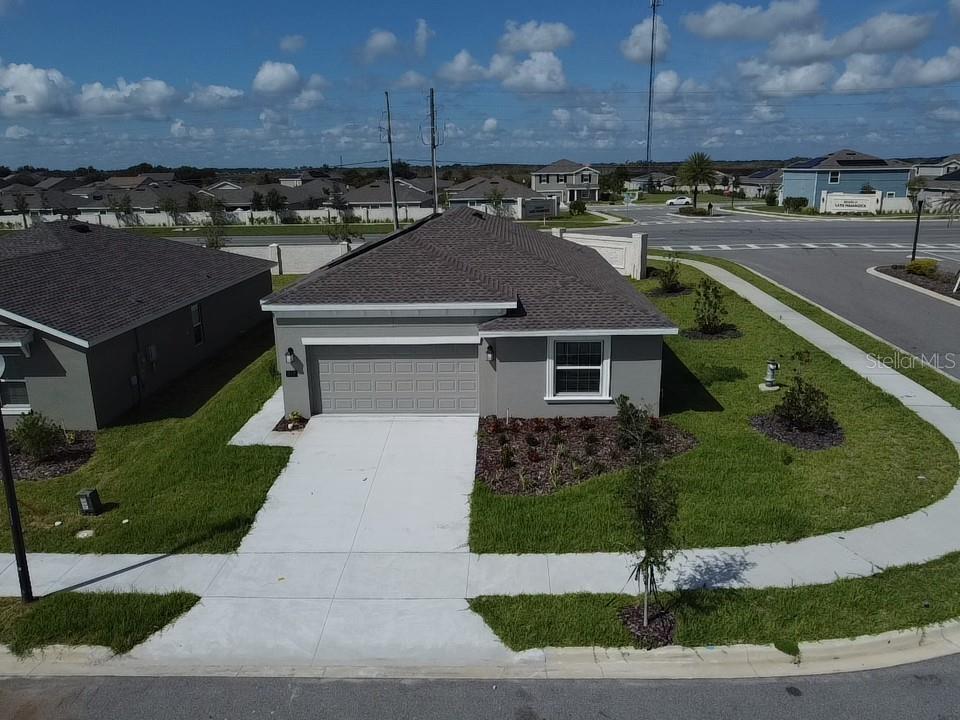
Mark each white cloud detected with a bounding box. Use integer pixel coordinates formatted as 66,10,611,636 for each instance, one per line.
931,106,960,122
443,121,465,138
437,50,489,84
186,83,244,109
768,13,934,64
578,103,622,131
499,51,566,91
701,136,724,148
748,100,784,122
259,108,288,130
481,117,498,133
739,58,835,96
291,74,326,110
683,0,819,40
78,77,177,117
362,29,398,63
952,0,960,21
499,20,574,53
551,108,571,127
170,119,214,140
395,70,428,89
414,19,434,57
253,61,300,94
653,70,680,97
4,124,30,139
279,34,306,53
621,17,670,63
834,47,960,93
0,62,75,116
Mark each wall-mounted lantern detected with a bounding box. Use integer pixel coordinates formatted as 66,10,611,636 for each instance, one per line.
284,347,298,377
485,344,495,363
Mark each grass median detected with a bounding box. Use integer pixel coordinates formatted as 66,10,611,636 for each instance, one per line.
469,262,957,552
0,592,198,656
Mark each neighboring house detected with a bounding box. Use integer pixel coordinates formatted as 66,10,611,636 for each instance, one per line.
444,176,557,219
105,173,176,189
531,160,600,204
397,176,453,194
739,168,783,198
342,179,436,222
918,169,960,208
198,183,323,211
0,222,273,429
624,173,676,193
262,207,676,419
911,154,960,178
781,149,912,207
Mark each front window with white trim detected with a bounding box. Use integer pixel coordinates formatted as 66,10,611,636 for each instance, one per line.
828,171,840,184
547,337,610,399
0,354,29,408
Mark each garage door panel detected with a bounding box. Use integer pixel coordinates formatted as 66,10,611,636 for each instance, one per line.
309,344,479,415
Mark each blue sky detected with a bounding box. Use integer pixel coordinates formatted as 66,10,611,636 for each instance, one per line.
1,0,959,168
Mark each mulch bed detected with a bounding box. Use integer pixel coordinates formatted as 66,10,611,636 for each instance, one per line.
272,416,309,432
7,431,96,481
680,325,743,341
877,265,959,299
750,413,844,451
619,604,677,650
647,287,692,298
476,416,698,496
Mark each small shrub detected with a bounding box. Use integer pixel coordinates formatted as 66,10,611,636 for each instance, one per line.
657,257,684,294
10,411,62,461
774,375,837,433
783,196,809,213
568,200,587,216
499,445,515,469
765,192,777,207
532,418,548,432
906,259,939,277
549,433,564,446
615,395,659,458
584,443,597,457
693,277,728,334
678,206,709,216
490,418,506,434
63,430,78,446
525,433,540,447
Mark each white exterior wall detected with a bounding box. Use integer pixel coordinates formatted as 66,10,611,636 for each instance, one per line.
819,191,914,214
553,230,647,278
224,241,363,275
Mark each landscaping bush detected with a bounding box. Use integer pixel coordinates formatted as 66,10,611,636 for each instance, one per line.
615,395,660,459
10,411,62,461
569,200,587,216
693,278,728,335
774,375,837,433
656,257,684,294
678,206,709,216
765,192,777,206
783,197,809,213
906,259,939,277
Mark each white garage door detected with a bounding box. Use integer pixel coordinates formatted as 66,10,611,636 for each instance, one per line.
308,344,480,414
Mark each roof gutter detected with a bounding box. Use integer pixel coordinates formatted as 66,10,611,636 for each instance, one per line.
482,327,679,338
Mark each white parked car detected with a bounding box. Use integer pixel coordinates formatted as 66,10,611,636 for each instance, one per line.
665,196,693,206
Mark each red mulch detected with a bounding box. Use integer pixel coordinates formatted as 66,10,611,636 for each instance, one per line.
619,604,677,649
7,431,96,481
475,415,697,496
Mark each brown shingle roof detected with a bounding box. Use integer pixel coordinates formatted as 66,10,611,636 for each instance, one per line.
265,207,675,334
0,222,273,345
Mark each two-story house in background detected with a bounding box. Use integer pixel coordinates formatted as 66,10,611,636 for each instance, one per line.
781,149,912,209
531,160,599,205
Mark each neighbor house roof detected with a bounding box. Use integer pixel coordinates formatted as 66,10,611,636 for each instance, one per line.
533,159,594,174
786,149,911,171
344,180,431,206
398,177,452,193
445,176,544,200
740,168,783,184
264,206,675,334
0,222,273,347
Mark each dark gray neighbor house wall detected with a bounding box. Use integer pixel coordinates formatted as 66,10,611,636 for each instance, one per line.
11,335,97,429
272,315,487,418
482,335,663,418
86,271,272,427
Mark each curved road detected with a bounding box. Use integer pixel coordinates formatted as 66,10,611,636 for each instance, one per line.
3,654,960,719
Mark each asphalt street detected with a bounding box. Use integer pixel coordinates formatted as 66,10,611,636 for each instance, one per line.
3,654,960,719
592,205,960,380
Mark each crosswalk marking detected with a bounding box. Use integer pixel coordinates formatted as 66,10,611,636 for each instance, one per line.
650,242,960,253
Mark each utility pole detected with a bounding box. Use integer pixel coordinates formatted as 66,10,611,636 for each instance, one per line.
911,199,924,261
384,91,400,231
0,357,33,604
645,0,663,190
429,88,440,214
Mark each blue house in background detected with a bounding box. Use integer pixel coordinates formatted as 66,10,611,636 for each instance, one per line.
781,149,912,208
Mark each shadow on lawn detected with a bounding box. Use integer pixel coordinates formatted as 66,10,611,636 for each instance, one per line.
114,323,275,427
660,345,724,415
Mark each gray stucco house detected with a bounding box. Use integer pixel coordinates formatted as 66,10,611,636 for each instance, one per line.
530,160,600,205
263,207,676,419
0,221,274,429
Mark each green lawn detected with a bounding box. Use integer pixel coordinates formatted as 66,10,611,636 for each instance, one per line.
0,325,291,554
272,273,304,291
676,254,960,410
0,592,198,656
470,551,960,652
469,263,957,553
521,212,622,229
630,193,738,207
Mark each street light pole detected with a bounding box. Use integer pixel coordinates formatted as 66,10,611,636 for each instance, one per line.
0,355,34,603
911,199,924,262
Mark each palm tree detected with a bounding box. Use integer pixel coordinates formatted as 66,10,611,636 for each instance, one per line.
678,152,718,209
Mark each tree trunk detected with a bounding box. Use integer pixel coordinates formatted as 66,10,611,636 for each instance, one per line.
693,187,699,209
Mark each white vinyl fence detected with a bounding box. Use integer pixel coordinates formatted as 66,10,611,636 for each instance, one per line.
8,208,411,229
223,241,366,275
553,230,648,278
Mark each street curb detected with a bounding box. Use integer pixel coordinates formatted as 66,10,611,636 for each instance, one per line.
2,622,959,679
867,266,960,309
